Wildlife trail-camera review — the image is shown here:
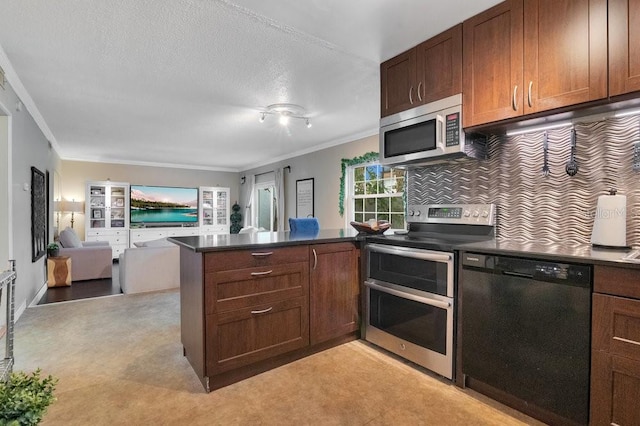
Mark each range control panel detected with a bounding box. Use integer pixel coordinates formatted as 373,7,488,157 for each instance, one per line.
407,204,496,225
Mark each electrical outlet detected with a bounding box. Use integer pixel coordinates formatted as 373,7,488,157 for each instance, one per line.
634,142,640,171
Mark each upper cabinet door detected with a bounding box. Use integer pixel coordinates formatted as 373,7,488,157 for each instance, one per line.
609,0,640,96
463,0,524,128
380,50,417,117
415,24,462,105
523,0,607,113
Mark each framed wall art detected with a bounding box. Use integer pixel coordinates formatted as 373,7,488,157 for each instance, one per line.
296,178,314,218
31,166,46,262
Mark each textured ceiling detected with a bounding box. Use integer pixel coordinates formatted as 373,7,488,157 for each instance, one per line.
0,0,501,171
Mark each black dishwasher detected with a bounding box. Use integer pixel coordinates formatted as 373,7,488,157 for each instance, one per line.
460,252,592,426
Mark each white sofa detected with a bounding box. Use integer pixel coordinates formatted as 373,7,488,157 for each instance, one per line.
118,238,180,294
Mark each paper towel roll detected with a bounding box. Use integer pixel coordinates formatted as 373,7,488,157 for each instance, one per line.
591,194,627,247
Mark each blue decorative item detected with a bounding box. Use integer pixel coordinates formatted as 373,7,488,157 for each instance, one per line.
288,217,319,234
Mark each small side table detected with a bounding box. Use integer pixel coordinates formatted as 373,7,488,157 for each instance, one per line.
47,256,72,287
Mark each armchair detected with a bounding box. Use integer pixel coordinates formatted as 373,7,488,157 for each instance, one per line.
58,227,112,281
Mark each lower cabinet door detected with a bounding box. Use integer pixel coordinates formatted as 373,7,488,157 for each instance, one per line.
310,243,359,345
591,351,640,425
206,296,309,374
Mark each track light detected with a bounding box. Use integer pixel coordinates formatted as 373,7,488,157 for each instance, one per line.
258,103,311,129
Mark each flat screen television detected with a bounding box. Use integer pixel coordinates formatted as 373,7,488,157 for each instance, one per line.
130,185,198,226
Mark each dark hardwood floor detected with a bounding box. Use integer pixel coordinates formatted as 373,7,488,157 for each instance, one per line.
38,262,122,305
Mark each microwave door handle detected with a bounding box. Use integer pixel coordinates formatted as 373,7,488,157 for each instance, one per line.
436,114,445,151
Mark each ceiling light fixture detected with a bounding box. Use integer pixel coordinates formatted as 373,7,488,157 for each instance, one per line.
259,103,311,128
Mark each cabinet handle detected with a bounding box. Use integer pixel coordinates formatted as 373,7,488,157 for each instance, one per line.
527,81,533,108
613,336,640,346
409,86,414,105
250,307,273,315
250,270,273,276
251,252,273,257
512,85,518,111
312,248,317,270
417,82,423,102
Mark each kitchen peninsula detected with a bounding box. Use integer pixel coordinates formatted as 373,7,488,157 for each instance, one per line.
169,229,363,391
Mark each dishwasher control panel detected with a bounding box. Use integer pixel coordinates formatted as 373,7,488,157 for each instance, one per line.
462,252,592,287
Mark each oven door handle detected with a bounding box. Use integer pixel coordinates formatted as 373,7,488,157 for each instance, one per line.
367,244,452,263
365,280,451,310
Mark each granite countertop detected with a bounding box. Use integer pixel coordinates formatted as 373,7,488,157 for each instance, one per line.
458,239,640,268
168,228,363,252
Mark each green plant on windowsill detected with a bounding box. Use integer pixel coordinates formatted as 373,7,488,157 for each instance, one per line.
0,369,58,425
46,243,59,258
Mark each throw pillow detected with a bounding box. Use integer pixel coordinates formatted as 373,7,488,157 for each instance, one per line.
59,228,82,248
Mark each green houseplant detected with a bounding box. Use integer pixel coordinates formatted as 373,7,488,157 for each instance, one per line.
46,243,59,258
0,369,58,425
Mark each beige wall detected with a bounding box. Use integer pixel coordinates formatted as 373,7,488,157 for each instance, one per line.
61,160,240,238
241,134,378,229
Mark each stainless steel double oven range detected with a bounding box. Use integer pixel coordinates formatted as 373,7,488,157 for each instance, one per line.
364,204,496,380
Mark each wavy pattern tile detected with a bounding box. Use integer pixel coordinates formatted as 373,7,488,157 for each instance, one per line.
408,115,640,246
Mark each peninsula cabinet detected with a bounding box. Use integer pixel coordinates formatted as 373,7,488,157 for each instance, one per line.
380,24,462,117
463,0,607,128
310,242,360,345
609,0,640,97
179,241,360,392
591,265,640,425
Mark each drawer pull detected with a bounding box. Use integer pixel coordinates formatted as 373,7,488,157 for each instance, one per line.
613,336,640,346
250,270,273,276
312,248,317,270
251,307,273,315
251,252,273,257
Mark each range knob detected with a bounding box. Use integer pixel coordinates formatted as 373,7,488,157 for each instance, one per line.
409,210,415,216
463,210,471,217
472,210,480,217
481,211,489,218
415,210,421,216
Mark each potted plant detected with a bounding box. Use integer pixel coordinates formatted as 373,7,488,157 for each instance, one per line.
46,243,59,258
0,369,58,425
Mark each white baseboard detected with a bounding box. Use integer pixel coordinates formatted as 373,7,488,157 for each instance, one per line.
15,299,27,322
27,282,48,311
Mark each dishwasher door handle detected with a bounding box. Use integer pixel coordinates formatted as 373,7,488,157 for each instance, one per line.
502,270,534,279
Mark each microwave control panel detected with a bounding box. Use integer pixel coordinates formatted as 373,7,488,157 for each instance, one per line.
445,113,460,147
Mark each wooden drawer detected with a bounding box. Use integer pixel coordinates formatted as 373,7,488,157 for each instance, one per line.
205,262,309,314
204,245,309,272
594,265,640,299
206,296,309,374
593,293,640,359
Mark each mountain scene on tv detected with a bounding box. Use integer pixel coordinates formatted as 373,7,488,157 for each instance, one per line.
130,186,198,223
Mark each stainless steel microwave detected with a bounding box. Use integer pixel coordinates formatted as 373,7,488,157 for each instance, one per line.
380,93,471,167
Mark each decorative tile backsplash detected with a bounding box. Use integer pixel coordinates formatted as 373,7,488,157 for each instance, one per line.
408,114,640,246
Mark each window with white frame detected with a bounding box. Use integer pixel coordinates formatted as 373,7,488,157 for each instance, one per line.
349,163,405,229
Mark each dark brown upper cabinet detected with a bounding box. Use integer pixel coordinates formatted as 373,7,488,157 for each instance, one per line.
381,25,462,117
463,0,607,128
523,0,607,114
609,0,640,97
463,1,524,128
